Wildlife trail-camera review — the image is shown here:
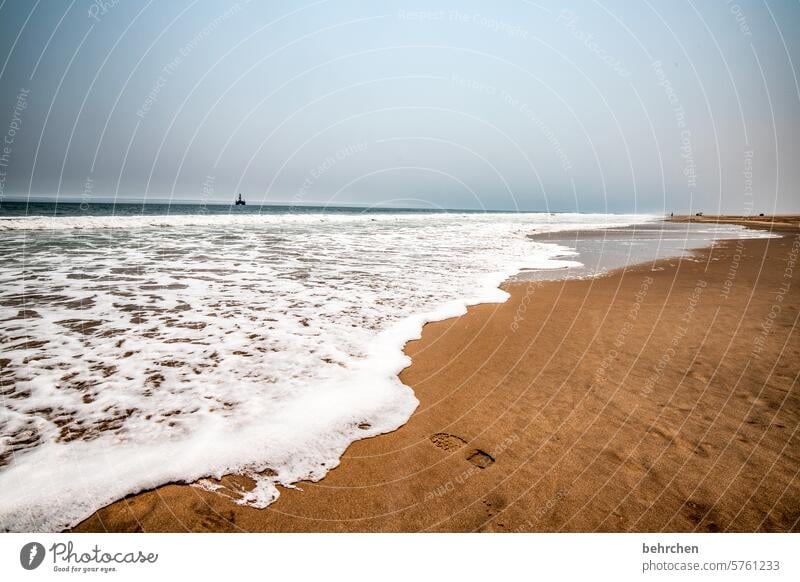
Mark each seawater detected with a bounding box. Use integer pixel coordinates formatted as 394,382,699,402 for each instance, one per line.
0,203,658,531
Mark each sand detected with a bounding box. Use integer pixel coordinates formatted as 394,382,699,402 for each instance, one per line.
73,217,800,532
669,214,800,230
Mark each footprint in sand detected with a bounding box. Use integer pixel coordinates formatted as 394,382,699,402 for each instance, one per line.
430,432,467,451
684,499,721,531
466,449,495,469
191,501,237,532
430,433,496,468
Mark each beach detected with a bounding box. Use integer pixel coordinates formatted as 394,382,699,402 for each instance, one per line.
72,217,800,533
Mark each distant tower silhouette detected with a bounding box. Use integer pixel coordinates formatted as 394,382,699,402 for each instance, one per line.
235,193,246,206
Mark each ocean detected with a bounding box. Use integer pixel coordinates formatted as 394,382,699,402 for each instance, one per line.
0,202,764,531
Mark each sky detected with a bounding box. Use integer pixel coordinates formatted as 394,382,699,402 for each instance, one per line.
0,0,798,213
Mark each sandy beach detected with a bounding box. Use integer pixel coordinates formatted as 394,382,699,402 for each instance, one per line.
74,217,800,533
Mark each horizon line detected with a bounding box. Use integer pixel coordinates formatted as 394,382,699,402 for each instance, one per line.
0,197,669,215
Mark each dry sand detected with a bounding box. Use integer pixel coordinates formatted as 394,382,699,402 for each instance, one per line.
74,218,800,532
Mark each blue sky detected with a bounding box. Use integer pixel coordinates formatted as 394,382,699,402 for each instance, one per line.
0,0,798,212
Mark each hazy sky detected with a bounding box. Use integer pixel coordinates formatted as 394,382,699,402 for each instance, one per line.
0,0,798,212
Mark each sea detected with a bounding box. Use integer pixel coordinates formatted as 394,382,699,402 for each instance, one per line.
0,202,772,531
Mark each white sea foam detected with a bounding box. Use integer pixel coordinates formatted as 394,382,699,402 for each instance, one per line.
0,211,649,232
0,212,657,531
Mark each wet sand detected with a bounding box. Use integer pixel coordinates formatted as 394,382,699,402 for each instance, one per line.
669,214,800,230
74,218,800,532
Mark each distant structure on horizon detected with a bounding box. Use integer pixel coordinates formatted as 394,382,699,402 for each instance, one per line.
235,193,246,206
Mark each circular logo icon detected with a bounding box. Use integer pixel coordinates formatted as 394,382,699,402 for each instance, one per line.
19,542,46,570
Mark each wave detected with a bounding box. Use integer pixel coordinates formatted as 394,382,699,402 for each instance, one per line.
0,213,658,531
0,211,660,231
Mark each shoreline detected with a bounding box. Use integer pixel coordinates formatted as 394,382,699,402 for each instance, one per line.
72,216,800,532
667,214,800,231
